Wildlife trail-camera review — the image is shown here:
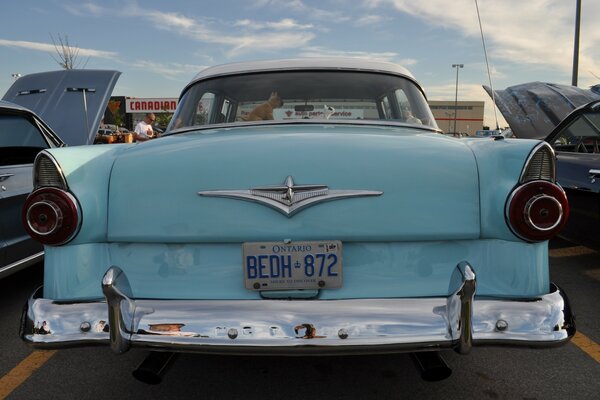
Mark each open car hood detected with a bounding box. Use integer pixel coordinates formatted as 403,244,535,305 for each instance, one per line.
484,82,600,139
2,70,120,146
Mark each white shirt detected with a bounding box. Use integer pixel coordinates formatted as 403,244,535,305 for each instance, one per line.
134,120,154,139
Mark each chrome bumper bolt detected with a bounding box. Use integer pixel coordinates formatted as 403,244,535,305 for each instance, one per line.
338,328,349,339
496,319,508,331
228,328,238,339
80,322,91,332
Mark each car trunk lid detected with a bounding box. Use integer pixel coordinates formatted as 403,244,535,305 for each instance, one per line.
107,125,480,242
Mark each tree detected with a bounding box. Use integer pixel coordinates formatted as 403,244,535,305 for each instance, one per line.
50,34,87,69
155,106,174,129
107,100,124,128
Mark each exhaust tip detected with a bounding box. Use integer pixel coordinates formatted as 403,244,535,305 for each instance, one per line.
411,352,452,382
132,351,178,384
132,368,163,385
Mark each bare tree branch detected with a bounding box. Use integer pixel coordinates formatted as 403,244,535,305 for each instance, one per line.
49,33,88,69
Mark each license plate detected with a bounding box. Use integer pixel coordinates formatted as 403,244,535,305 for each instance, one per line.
243,240,342,291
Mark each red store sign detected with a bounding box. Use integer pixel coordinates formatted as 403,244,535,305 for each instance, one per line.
126,98,178,113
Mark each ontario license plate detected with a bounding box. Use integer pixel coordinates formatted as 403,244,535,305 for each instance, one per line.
243,241,342,291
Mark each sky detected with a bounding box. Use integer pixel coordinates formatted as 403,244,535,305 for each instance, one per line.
1,0,598,128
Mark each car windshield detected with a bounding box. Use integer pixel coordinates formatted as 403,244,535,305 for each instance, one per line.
167,71,438,132
551,111,600,153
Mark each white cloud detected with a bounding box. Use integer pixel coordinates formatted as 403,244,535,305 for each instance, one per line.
373,0,600,83
355,14,387,26
0,38,117,59
235,18,314,30
298,46,416,66
129,60,206,80
252,0,351,22
120,6,317,57
63,2,106,17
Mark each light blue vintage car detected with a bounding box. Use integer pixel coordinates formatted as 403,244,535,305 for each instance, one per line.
20,59,574,382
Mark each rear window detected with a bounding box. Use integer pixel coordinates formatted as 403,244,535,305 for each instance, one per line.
168,71,438,132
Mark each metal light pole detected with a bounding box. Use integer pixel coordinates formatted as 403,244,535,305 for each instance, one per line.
452,64,464,134
445,112,453,133
572,0,581,86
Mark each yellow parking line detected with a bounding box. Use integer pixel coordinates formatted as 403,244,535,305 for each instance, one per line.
584,268,600,282
571,332,600,364
0,350,57,399
549,246,596,258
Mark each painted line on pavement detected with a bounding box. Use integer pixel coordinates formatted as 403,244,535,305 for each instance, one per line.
549,246,596,258
571,332,600,364
0,350,57,400
583,268,600,282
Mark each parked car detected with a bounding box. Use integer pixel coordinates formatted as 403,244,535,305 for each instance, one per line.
486,83,600,249
0,101,63,278
545,100,600,250
483,81,600,140
0,70,120,279
3,70,121,146
20,59,574,383
95,128,133,144
97,128,116,135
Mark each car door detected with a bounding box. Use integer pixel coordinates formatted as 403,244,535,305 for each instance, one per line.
0,111,51,277
548,107,600,249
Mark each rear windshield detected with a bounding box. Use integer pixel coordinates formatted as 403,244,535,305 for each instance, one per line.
167,71,438,132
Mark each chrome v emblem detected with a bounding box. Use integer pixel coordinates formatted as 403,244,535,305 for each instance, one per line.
198,176,383,217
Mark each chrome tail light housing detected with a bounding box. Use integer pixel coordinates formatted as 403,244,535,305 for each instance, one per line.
22,187,81,245
506,180,569,242
22,150,80,246
506,142,569,242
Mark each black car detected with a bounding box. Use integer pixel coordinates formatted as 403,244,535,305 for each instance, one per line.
0,70,120,278
0,101,64,278
545,101,600,250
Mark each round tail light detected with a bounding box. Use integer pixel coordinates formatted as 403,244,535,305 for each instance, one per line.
22,187,81,245
506,180,569,242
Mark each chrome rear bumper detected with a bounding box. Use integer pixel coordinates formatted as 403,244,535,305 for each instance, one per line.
20,262,575,355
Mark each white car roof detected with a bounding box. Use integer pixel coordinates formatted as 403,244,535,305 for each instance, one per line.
188,58,419,87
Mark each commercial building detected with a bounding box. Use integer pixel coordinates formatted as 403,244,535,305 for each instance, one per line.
102,96,179,131
429,100,485,136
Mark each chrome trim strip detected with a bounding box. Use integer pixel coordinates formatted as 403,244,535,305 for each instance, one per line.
21,264,574,354
168,119,442,137
589,169,600,176
0,251,44,279
199,176,383,217
0,173,15,182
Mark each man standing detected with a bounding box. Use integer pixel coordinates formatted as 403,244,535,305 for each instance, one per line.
133,113,157,142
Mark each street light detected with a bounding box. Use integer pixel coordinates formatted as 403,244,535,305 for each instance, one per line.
452,64,463,134
444,111,453,133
